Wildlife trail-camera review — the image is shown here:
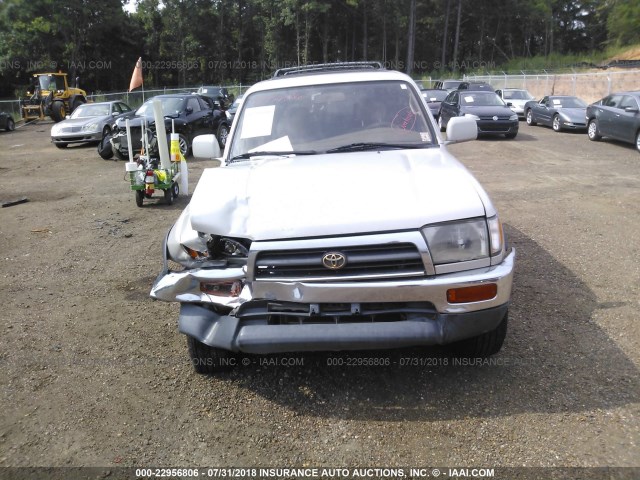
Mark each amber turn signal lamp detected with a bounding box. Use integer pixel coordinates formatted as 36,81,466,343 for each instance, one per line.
447,284,497,303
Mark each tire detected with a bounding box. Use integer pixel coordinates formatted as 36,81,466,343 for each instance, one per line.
505,132,517,139
97,134,114,160
5,118,15,132
135,190,144,207
552,114,562,132
51,101,66,123
525,109,536,126
54,142,68,149
178,134,189,157
636,130,640,153
172,182,180,199
70,97,85,114
186,335,236,374
164,186,174,205
447,312,508,359
587,119,601,141
438,115,445,132
217,123,229,148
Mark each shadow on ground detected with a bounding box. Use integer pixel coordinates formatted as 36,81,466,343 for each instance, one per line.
208,225,638,421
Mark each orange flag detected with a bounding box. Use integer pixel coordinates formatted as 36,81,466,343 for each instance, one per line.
129,57,143,92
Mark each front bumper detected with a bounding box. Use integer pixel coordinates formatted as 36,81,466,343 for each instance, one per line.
150,243,515,353
178,301,510,354
51,132,102,145
476,120,519,136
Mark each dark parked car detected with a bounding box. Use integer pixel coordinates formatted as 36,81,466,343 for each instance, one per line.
196,86,234,109
420,89,448,120
433,79,463,92
524,95,587,132
439,90,519,138
0,112,15,132
107,94,230,160
586,91,640,152
458,82,494,91
226,94,243,124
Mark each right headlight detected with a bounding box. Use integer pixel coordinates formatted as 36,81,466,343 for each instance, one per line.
422,217,503,265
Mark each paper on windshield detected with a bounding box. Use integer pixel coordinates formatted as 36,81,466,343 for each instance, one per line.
248,135,293,153
464,96,475,103
240,105,275,139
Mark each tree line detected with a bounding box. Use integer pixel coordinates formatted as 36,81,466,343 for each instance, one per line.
0,0,638,98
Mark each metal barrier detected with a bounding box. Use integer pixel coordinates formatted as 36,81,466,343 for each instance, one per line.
0,85,249,122
463,69,640,103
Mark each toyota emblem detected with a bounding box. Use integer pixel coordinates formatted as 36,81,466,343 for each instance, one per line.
492,115,498,121
322,252,347,270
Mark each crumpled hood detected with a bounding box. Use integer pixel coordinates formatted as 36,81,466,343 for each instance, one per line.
188,149,489,240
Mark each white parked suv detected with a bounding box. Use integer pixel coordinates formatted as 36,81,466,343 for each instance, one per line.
150,62,515,373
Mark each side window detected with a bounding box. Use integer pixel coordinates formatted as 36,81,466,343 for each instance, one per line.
604,95,622,108
451,91,459,105
187,97,201,113
119,102,131,113
112,103,122,114
619,95,637,110
198,97,212,111
540,96,548,105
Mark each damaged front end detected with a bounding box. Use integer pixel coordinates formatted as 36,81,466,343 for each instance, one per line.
150,206,252,309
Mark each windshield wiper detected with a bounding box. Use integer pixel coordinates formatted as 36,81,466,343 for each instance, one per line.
229,150,318,162
325,142,426,153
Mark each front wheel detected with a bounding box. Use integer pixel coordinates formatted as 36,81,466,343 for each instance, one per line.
217,123,229,149
51,101,66,122
447,312,508,359
587,119,601,141
5,118,15,131
438,115,445,132
187,335,236,374
164,186,174,205
97,134,113,159
135,190,144,207
526,109,536,126
552,114,561,132
636,130,640,153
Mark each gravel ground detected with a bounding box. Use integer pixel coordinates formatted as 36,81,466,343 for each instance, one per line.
0,120,638,479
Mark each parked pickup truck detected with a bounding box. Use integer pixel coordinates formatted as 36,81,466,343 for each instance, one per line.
150,62,515,374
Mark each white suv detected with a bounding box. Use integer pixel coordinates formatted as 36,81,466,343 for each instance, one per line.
150,63,515,373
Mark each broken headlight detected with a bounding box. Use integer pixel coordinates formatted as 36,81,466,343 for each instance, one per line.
173,232,251,268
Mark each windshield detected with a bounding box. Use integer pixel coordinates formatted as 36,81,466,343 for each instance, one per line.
442,80,462,89
550,97,587,108
70,103,110,118
461,92,505,106
503,90,533,100
422,90,448,102
38,75,65,92
135,97,184,117
228,80,435,160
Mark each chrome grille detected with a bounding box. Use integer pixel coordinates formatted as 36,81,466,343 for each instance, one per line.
253,243,425,281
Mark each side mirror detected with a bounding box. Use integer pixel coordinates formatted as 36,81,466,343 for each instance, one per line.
507,102,513,107
445,116,477,144
192,134,221,160
112,112,119,117
624,106,639,113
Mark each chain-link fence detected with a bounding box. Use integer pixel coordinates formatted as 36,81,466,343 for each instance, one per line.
463,69,640,103
0,85,250,123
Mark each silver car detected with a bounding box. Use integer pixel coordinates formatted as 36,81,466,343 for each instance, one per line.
50,101,134,149
495,88,534,119
150,63,515,374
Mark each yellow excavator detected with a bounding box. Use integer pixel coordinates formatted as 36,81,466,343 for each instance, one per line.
21,72,87,122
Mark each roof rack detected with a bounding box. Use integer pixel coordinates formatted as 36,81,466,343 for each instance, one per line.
273,61,384,78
